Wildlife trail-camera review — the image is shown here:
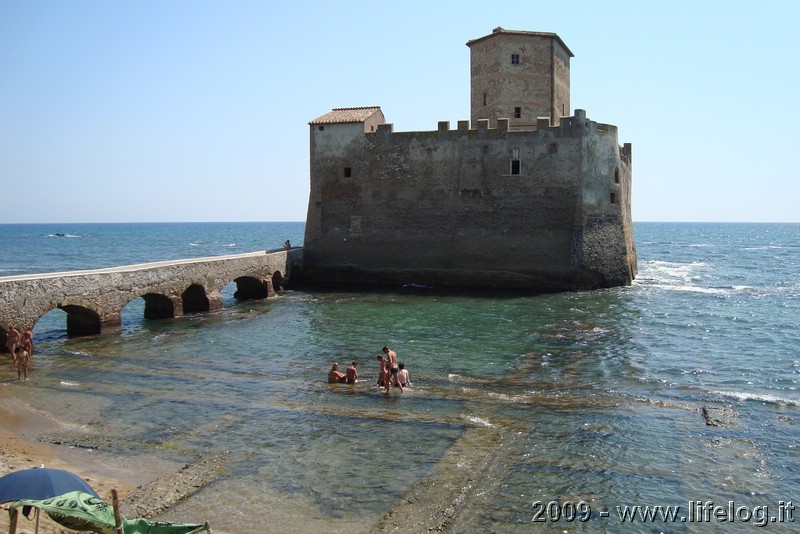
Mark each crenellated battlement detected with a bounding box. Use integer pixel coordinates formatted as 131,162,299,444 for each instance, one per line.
369,109,623,149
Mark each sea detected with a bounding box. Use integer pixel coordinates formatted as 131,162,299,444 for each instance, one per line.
0,221,798,533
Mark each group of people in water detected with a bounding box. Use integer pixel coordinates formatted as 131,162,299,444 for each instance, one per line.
328,346,412,393
5,326,33,380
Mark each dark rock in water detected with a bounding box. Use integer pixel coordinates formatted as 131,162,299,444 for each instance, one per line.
701,404,739,427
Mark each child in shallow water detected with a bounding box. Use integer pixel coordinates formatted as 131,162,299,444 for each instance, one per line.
15,348,29,380
376,355,388,387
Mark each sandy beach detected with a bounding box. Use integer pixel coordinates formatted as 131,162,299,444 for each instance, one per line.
0,383,137,534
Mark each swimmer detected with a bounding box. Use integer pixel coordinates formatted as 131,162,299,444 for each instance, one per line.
346,361,358,384
397,362,411,388
328,362,347,383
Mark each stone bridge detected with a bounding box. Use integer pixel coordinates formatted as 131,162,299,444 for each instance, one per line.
0,249,302,347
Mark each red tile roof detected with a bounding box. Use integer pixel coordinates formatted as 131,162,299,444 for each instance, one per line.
309,106,383,125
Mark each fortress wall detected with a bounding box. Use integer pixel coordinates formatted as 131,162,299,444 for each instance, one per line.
569,114,637,287
303,110,631,290
306,122,373,246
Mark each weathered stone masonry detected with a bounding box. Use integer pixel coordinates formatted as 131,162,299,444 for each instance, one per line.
299,28,636,292
0,250,298,345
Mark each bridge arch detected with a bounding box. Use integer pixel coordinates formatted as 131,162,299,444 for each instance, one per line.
272,271,284,292
26,304,102,338
143,293,176,320
233,276,270,301
60,304,102,336
182,284,210,315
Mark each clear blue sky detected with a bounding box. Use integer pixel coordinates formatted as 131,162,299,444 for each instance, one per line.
2,0,798,223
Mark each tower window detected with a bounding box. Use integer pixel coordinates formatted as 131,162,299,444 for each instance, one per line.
511,53,520,65
344,167,352,178
514,107,522,119
610,193,618,204
482,92,488,106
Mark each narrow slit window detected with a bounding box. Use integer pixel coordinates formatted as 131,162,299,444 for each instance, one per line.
482,92,488,106
510,149,521,175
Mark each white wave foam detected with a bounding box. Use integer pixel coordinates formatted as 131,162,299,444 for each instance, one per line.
712,390,800,407
487,391,530,403
60,380,79,387
463,415,495,428
635,281,728,295
641,260,708,280
633,260,743,295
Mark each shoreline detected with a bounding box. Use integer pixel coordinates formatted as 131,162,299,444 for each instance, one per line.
0,383,138,534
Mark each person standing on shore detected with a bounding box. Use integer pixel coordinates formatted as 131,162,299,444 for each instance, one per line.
383,346,403,393
21,329,33,363
5,326,20,356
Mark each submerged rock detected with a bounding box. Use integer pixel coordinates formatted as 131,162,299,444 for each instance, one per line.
701,404,739,427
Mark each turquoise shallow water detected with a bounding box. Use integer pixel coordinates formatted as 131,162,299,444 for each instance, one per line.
0,222,798,533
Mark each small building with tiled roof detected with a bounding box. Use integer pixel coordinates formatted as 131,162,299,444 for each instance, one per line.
309,107,385,133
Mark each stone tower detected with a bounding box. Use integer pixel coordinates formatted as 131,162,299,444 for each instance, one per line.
467,27,573,128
